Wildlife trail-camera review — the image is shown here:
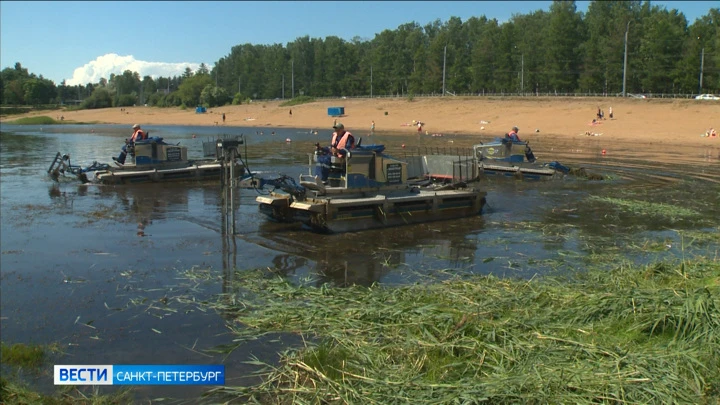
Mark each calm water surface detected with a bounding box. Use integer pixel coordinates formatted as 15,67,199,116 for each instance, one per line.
1,123,718,402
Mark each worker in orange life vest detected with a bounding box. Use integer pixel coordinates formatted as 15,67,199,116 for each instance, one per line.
505,126,521,142
314,122,356,181
330,122,355,157
114,124,146,164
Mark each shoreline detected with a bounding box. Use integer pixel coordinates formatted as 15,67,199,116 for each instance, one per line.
2,96,719,148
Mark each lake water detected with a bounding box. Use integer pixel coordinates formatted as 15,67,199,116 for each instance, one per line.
1,123,718,402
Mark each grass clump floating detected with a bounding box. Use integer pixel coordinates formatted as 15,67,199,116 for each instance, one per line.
0,342,59,369
207,257,720,404
0,377,133,405
588,196,701,220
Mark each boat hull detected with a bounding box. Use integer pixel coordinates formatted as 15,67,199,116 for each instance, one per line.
92,161,245,185
257,187,486,233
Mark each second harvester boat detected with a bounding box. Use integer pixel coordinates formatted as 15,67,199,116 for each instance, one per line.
254,143,487,233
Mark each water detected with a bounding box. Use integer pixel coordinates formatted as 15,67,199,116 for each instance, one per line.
1,123,719,401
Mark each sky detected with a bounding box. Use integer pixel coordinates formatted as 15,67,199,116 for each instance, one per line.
0,1,715,86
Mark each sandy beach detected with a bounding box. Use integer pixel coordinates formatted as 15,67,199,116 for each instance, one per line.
4,97,720,149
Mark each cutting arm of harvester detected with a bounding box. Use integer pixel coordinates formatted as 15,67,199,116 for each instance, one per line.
48,152,110,183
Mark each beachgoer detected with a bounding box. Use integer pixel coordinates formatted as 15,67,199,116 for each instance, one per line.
710,128,717,138
114,124,146,164
289,109,292,117
609,107,613,119
222,113,226,123
417,122,422,133
505,126,521,142
596,107,602,120
371,120,375,134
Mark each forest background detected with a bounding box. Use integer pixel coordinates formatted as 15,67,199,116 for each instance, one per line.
1,1,718,109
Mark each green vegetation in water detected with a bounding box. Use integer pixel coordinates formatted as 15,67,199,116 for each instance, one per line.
1,342,133,404
0,377,133,405
205,256,720,404
0,342,60,369
589,196,701,220
279,95,316,107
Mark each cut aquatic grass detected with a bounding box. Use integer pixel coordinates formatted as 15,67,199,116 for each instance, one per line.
0,377,133,405
588,196,701,220
0,342,60,369
206,257,720,404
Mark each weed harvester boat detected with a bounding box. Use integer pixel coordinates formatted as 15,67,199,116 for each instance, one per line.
48,136,246,185
252,142,487,233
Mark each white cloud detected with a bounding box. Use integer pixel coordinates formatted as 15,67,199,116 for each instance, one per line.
65,53,203,86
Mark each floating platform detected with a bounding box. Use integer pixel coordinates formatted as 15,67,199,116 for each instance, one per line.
255,145,486,233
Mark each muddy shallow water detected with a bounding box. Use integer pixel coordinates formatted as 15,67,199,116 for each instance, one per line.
1,124,719,401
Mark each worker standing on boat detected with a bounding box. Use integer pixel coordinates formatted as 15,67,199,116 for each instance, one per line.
114,124,145,164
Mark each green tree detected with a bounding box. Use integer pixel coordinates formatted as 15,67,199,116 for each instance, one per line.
196,63,210,76
80,86,113,109
200,84,230,107
544,1,585,92
176,74,212,106
23,78,56,105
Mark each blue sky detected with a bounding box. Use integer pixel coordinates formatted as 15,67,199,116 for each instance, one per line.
0,1,714,85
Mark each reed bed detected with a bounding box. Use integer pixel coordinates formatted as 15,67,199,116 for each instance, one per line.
205,257,720,404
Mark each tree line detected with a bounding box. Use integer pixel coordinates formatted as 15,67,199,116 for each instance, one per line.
1,1,718,109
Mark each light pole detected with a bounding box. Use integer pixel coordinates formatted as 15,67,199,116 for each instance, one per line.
442,45,447,96
699,46,705,95
370,65,373,98
622,21,631,97
520,53,524,94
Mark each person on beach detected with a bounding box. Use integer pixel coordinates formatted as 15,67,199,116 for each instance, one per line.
114,124,146,164
371,120,375,135
222,113,226,123
609,106,613,119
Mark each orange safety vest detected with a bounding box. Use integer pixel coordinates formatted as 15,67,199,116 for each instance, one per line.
331,131,354,156
507,130,520,141
130,129,145,142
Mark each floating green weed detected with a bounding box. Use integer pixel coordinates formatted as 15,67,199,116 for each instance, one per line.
206,257,720,404
589,196,701,219
0,376,133,405
0,342,59,369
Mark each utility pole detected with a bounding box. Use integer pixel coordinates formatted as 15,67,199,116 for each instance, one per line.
521,53,524,94
370,65,373,98
699,47,705,94
442,45,447,96
622,21,631,97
